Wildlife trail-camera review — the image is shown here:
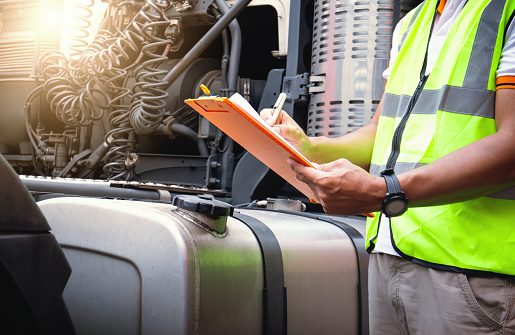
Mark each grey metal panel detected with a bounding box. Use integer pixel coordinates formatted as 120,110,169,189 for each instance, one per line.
134,154,208,187
0,81,39,154
282,0,312,118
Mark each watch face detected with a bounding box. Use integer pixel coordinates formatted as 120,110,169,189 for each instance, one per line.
385,198,408,216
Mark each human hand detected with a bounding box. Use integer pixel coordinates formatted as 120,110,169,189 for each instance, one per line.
287,158,385,215
260,108,311,154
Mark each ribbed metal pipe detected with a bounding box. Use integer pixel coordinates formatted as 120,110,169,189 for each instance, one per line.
307,0,419,137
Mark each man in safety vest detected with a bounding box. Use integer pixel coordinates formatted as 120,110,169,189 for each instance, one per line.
261,0,515,333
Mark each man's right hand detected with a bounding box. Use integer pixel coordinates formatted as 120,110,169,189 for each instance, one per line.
260,108,312,155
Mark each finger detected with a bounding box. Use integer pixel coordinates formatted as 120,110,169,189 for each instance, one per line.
267,110,289,126
260,107,287,122
287,159,323,203
259,108,273,119
287,159,307,182
287,158,303,171
288,159,319,183
275,110,289,124
272,124,290,138
259,108,276,126
288,158,320,175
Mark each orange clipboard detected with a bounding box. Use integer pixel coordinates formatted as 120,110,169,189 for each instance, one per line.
185,95,318,202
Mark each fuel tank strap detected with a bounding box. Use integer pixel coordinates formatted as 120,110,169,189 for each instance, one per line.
233,212,287,335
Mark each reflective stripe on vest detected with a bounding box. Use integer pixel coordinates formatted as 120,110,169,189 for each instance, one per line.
366,0,515,277
398,3,425,51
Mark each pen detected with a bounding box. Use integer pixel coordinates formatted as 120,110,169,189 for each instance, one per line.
270,92,287,125
200,84,212,96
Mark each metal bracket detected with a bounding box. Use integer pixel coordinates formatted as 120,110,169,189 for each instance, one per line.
282,72,310,102
308,75,326,94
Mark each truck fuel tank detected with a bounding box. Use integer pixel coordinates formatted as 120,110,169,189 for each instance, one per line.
38,195,368,335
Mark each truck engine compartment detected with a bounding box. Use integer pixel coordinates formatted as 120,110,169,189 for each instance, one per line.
0,0,418,204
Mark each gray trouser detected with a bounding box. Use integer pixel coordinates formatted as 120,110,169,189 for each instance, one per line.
369,253,515,334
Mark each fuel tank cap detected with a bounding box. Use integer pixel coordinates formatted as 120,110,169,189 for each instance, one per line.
173,194,233,217
172,194,233,236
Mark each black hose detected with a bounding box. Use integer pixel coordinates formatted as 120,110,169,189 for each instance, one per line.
214,0,242,97
163,0,252,88
169,123,209,156
210,7,231,92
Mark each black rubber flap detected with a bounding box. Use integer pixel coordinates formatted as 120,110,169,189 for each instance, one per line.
173,194,234,218
0,233,75,334
0,154,50,231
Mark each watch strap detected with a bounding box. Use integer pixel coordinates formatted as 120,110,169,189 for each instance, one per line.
383,173,402,195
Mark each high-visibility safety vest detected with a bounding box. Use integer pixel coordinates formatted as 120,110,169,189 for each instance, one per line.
366,0,515,277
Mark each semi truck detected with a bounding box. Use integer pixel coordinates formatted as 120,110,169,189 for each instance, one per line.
0,0,418,333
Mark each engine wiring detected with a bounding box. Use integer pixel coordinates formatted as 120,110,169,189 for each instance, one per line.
25,0,181,180
22,0,249,189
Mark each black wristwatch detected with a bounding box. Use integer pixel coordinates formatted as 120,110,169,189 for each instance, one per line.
380,170,408,217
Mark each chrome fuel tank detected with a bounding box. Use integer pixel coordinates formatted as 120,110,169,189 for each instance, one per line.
38,196,368,335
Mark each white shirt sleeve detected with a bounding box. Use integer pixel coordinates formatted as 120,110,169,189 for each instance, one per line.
383,17,404,81
497,19,515,77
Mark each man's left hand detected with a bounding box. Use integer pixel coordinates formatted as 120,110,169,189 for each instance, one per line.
288,158,385,215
